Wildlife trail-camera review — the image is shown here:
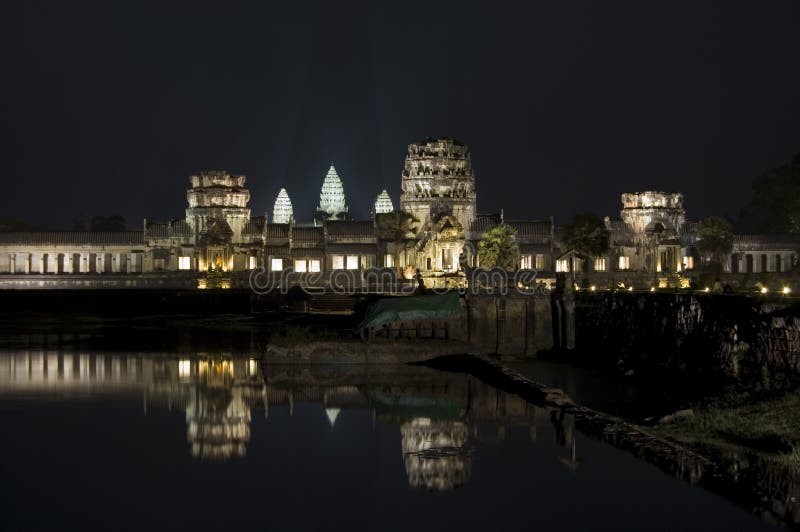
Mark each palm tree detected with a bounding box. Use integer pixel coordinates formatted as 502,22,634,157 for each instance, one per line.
376,211,418,271
477,223,520,270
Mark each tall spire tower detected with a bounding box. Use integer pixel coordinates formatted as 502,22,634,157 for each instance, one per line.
316,164,349,221
272,188,294,224
374,190,394,214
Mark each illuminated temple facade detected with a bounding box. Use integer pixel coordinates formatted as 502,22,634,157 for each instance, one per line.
0,137,796,286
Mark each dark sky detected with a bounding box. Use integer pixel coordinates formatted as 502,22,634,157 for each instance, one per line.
2,0,799,229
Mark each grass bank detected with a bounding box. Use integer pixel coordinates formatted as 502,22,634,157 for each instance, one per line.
651,389,800,461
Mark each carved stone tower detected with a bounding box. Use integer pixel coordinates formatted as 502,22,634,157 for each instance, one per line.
272,188,294,224
399,137,476,231
373,189,394,215
185,170,251,270
316,164,349,221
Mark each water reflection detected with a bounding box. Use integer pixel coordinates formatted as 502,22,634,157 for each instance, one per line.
0,352,578,486
0,351,786,530
0,352,265,461
184,358,263,460
401,418,471,491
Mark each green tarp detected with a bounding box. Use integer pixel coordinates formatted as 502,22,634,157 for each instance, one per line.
358,292,462,330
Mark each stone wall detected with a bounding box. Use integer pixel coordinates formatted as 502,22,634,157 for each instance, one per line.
575,291,800,386
466,294,554,356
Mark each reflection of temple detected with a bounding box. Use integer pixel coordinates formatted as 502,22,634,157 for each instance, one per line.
400,418,471,491
183,359,265,460
263,366,579,491
0,354,577,478
0,352,265,461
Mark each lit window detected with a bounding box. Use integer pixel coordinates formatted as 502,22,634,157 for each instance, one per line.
178,256,191,270
618,256,630,270
594,257,606,272
520,255,532,269
248,256,257,270
294,259,307,273
270,258,283,271
332,255,344,270
309,259,321,273
556,259,569,272
385,254,394,268
346,255,359,270
535,254,544,270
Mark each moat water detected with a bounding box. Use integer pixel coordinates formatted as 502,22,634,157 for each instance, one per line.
0,350,783,531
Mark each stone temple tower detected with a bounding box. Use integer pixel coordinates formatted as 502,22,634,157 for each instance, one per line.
399,137,476,231
316,164,349,221
272,188,294,224
185,170,252,271
373,190,394,215
185,170,251,241
620,191,686,235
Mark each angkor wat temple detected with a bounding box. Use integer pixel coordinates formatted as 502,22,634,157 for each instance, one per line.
0,136,796,290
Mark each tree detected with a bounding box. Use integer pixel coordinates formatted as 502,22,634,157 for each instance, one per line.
739,152,800,233
89,215,126,231
562,213,609,256
375,211,418,269
478,223,520,270
696,216,733,269
0,219,44,231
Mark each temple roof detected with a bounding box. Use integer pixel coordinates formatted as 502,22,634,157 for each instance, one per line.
145,219,191,239
265,223,290,240
468,214,502,233
504,220,553,239
242,216,266,235
732,234,800,250
325,220,375,238
292,226,324,247
468,216,552,242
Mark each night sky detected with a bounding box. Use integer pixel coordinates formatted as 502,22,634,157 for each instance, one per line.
2,1,799,229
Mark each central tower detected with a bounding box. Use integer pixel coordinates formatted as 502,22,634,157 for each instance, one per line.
399,137,476,230
316,164,349,222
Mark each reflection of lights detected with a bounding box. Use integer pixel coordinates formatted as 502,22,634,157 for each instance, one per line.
178,359,191,379
220,280,231,289
198,360,234,380
197,279,207,289
783,286,791,295
248,359,258,376
325,408,340,427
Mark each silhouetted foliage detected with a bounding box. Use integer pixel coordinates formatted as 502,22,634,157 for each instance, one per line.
76,215,127,231
563,213,609,256
0,219,44,231
376,210,418,268
697,216,733,269
478,223,520,270
739,152,800,233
